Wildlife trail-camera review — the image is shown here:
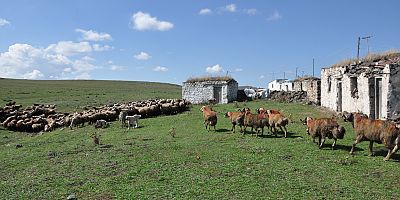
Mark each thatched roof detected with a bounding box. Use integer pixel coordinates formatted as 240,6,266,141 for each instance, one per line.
328,50,400,69
184,76,235,83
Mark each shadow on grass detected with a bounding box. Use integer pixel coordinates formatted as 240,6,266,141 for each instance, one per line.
215,128,230,133
372,148,400,162
317,144,363,152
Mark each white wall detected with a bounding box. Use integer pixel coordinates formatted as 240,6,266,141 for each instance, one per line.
268,80,293,92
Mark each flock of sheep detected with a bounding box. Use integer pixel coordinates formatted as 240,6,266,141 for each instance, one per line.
201,105,400,161
0,99,190,133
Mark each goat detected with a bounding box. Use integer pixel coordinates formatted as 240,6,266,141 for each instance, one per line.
269,113,289,138
200,106,217,131
224,110,244,133
345,112,400,161
302,117,345,149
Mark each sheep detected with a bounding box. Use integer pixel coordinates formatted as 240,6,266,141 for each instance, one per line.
119,110,127,128
345,112,400,161
200,106,217,131
224,110,244,133
269,113,289,138
301,117,346,149
126,114,141,129
94,119,108,129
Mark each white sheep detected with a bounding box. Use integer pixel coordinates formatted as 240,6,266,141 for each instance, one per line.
126,114,141,129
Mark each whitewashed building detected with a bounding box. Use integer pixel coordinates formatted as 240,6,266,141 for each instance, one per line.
182,77,238,104
321,53,400,119
268,79,293,93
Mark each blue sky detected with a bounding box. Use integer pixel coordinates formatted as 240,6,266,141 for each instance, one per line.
1,1,399,87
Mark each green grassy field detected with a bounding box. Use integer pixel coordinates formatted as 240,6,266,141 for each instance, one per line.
1,79,400,199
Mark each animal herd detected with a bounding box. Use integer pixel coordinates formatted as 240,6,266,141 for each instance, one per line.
201,105,400,161
0,99,190,133
1,99,400,161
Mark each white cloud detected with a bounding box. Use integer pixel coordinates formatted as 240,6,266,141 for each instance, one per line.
153,66,168,72
245,8,258,15
22,70,44,79
0,43,97,80
110,65,125,71
223,4,237,12
267,10,282,21
259,75,265,79
234,68,243,72
206,64,223,73
93,44,112,51
131,11,173,31
46,41,92,56
199,8,212,15
134,51,151,60
75,29,112,41
0,18,10,27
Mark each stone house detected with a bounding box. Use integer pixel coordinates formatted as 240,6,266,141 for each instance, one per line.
293,77,321,105
321,53,400,119
182,77,238,104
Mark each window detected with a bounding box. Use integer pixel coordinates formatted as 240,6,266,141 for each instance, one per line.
350,77,358,98
328,76,331,92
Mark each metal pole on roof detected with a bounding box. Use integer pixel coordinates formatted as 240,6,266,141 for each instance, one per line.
296,67,298,78
357,36,361,61
362,36,373,55
283,72,286,79
312,58,315,77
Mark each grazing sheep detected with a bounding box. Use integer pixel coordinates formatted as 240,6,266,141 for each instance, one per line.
302,117,346,149
200,106,217,131
126,114,141,129
94,119,108,129
345,112,400,161
119,110,127,128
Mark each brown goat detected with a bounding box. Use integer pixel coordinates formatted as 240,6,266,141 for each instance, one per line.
225,110,244,133
346,113,400,161
269,113,289,138
302,117,345,149
200,106,217,131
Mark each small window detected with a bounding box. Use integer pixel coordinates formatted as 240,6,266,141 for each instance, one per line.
350,77,358,98
300,83,303,91
328,76,331,92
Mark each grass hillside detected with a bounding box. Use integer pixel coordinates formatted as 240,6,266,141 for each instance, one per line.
0,78,181,112
1,79,400,199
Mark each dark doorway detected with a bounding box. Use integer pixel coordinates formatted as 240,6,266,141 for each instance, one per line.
213,86,222,104
337,80,342,112
375,78,383,119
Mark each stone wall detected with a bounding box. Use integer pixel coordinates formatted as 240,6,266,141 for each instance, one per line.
293,79,321,105
182,80,238,104
388,64,400,119
321,64,391,119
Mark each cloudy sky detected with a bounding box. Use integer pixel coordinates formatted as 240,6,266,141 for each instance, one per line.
1,1,399,86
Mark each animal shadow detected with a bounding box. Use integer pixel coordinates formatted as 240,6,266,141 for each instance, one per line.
372,148,400,161
322,144,363,152
215,128,231,133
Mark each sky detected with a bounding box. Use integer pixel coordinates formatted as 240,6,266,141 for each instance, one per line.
1,0,399,87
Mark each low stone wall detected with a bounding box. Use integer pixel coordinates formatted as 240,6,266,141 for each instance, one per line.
268,91,308,103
